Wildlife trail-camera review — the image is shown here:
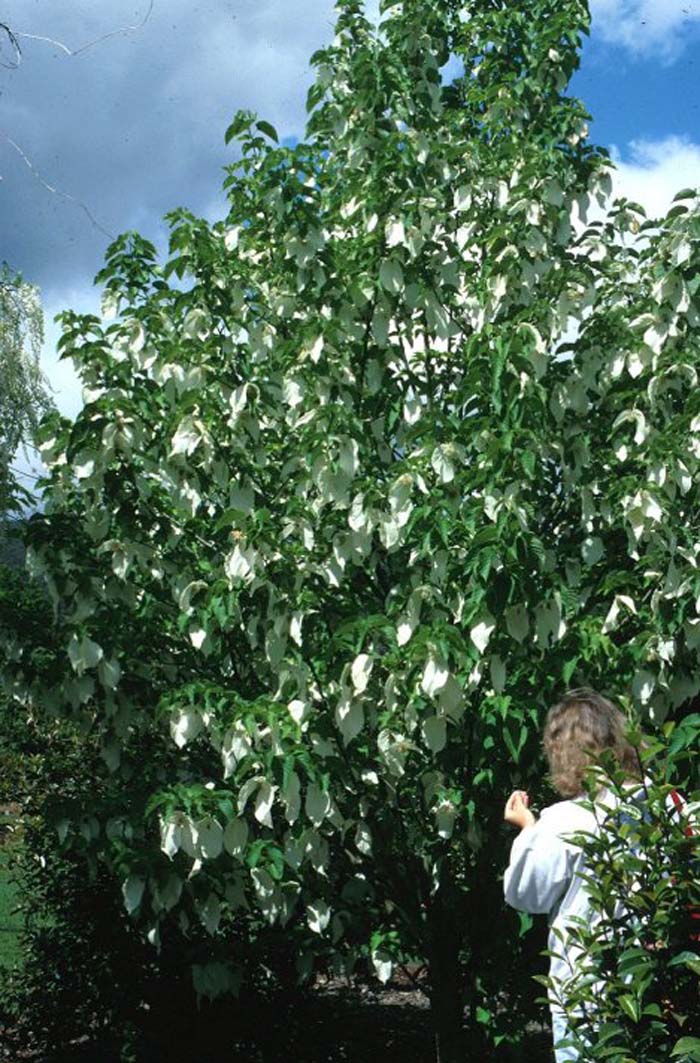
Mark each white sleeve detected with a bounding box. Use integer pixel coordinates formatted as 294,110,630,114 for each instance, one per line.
503,819,574,915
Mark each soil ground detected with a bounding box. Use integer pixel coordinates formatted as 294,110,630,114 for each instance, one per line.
0,976,554,1063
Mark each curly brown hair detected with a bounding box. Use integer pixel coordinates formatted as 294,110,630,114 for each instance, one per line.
543,688,642,798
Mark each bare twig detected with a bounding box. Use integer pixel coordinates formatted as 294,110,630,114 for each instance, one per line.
9,465,42,483
0,22,21,68
1,6,155,237
13,1,155,59
1,134,115,240
396,963,429,996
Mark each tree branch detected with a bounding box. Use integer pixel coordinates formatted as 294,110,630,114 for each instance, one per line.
1,134,115,240
14,2,155,59
0,23,21,69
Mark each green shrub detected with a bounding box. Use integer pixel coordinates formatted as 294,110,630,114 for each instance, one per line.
0,563,47,804
543,721,700,1062
0,712,328,1058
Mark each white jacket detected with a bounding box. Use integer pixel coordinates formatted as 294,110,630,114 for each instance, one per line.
503,798,600,1009
504,784,687,1018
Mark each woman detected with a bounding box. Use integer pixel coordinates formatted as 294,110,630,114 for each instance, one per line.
503,688,642,1062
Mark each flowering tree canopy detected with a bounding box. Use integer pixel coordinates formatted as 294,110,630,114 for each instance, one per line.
5,0,700,1058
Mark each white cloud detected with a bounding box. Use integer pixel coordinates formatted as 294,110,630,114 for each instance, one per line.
612,136,700,217
158,1,337,143
591,0,700,59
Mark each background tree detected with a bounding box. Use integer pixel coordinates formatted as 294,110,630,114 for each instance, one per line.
0,266,52,520
5,1,700,1060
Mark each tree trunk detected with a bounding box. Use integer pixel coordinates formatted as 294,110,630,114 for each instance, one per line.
428,885,467,1063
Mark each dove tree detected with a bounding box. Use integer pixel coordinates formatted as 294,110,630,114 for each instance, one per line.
9,0,700,1059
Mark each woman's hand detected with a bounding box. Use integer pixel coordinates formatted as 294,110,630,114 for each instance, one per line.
504,790,536,830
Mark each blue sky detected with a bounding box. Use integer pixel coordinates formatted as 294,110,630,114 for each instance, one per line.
575,18,700,151
2,0,700,487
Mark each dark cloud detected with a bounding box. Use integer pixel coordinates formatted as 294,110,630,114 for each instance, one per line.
1,0,339,299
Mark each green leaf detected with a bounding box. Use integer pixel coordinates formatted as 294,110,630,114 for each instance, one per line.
502,722,528,765
618,994,640,1023
520,450,536,478
247,839,267,869
617,946,652,975
672,1038,700,1061
224,109,255,144
267,845,285,880
518,911,533,938
256,120,279,143
669,951,700,976
470,526,499,549
562,656,579,685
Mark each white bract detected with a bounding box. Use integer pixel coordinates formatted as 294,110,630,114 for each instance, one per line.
198,894,222,935
470,615,495,655
350,653,373,693
170,707,203,749
372,949,393,984
160,814,183,859
307,899,331,935
421,653,450,698
355,821,372,855
435,799,457,839
171,416,205,457
122,875,145,915
336,694,364,745
505,605,529,643
67,634,103,675
253,781,276,828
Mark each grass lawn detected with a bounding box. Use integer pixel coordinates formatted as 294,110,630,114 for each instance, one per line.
0,831,23,970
